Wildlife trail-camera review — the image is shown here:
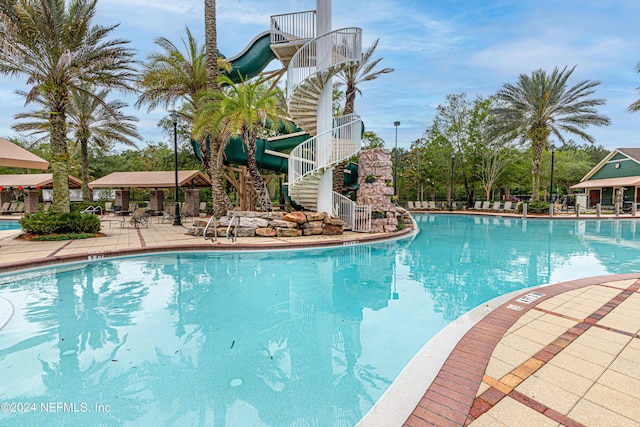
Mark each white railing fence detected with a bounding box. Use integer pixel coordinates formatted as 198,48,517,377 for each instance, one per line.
270,10,316,45
286,27,362,100
288,114,361,187
332,192,371,233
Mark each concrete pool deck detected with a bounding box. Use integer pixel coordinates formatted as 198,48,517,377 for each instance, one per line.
2,213,640,426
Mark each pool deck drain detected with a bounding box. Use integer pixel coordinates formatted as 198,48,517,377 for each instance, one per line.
2,213,640,426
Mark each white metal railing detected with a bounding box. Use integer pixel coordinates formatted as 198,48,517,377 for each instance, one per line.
286,27,362,100
333,192,354,228
203,215,217,243
353,205,372,233
270,10,316,45
288,113,361,187
332,192,371,232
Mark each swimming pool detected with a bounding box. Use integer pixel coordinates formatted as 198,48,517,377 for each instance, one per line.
1,214,638,426
0,220,20,230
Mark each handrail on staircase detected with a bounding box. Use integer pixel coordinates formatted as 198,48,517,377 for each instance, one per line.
286,27,362,101
288,113,361,188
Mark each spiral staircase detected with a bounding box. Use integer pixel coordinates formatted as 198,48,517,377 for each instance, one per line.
270,11,371,231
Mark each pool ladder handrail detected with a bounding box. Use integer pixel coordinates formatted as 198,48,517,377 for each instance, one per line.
226,214,238,243
203,216,218,244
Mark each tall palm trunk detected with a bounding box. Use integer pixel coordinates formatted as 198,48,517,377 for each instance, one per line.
209,134,233,218
204,0,229,217
80,137,92,202
529,126,549,202
49,102,70,213
245,132,272,211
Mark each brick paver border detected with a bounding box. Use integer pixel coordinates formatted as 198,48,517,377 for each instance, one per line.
404,274,640,427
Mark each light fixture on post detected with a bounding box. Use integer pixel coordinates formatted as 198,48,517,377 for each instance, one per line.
393,121,400,196
450,151,456,211
170,110,181,226
550,144,556,204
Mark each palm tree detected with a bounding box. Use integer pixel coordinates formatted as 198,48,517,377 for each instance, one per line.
13,89,141,202
0,0,136,213
194,76,286,211
137,26,232,218
628,61,640,112
333,38,394,193
488,66,610,202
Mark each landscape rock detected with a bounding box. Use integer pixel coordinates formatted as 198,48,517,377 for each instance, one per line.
256,227,277,237
283,211,307,224
276,228,302,237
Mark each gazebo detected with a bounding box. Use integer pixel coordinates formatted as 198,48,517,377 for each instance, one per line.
89,170,211,213
0,174,82,213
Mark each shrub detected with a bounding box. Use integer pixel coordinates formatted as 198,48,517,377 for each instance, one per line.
20,211,101,235
517,201,550,214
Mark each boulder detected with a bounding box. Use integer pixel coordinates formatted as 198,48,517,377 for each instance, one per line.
276,228,302,237
306,212,326,222
303,227,324,236
256,227,277,237
322,224,343,235
300,220,323,230
269,219,298,229
283,211,307,224
324,217,344,226
235,227,256,238
239,217,269,228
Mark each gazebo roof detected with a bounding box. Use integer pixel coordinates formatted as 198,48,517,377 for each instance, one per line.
0,138,49,170
0,174,81,189
89,170,211,189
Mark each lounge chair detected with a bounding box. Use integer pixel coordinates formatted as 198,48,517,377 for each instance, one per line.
180,203,192,222
10,202,24,214
470,201,482,210
199,201,207,216
491,201,502,211
0,202,10,215
480,201,491,210
500,201,512,212
161,205,176,223
407,201,416,210
125,207,149,228
424,201,435,210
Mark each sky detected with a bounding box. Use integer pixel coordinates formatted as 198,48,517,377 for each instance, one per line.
1,0,640,152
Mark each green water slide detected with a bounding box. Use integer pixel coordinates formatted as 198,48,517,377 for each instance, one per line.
221,31,277,83
192,31,311,174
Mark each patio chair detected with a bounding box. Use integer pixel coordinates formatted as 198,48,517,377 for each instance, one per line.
499,201,512,212
0,202,10,214
11,202,24,214
161,205,176,223
199,201,207,216
104,201,114,215
407,201,416,210
126,207,150,228
491,201,502,211
427,201,437,210
480,201,491,210
180,203,192,222
470,201,482,210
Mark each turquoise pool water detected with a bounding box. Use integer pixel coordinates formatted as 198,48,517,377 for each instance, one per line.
0,220,20,230
1,214,639,426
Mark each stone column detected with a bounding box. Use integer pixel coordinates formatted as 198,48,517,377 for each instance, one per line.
149,190,165,212
24,189,40,213
184,189,200,216
0,190,12,206
115,189,130,212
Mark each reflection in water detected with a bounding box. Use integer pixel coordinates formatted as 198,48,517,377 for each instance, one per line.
1,214,638,426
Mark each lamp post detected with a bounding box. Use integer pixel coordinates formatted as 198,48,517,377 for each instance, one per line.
549,144,556,203
450,151,456,211
393,121,400,196
170,110,181,226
